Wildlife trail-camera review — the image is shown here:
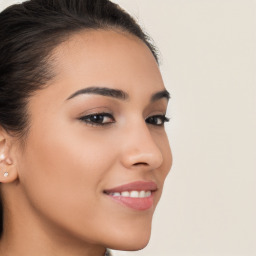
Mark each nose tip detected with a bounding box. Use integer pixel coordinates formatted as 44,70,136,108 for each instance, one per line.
120,129,164,170
123,149,163,170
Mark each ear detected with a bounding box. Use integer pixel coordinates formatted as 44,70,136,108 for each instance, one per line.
0,128,19,183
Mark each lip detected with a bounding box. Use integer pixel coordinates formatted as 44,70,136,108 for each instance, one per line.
104,181,158,193
104,181,157,211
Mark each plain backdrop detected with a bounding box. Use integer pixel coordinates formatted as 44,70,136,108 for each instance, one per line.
0,0,256,256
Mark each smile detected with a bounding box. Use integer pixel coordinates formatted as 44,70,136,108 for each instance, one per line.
104,181,157,211
106,190,152,198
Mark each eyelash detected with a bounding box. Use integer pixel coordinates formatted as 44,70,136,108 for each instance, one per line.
79,112,115,127
79,112,170,127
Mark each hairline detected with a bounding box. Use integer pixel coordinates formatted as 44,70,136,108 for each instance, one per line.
14,26,159,146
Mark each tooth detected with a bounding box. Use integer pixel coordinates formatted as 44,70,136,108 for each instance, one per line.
121,191,130,197
130,191,139,198
145,191,151,197
110,190,151,198
139,191,146,198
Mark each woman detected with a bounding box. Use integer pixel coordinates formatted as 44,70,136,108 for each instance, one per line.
0,0,172,255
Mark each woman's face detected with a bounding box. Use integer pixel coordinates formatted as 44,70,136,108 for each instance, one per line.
14,30,172,250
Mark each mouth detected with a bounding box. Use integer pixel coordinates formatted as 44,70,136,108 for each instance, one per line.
105,190,153,198
103,181,158,211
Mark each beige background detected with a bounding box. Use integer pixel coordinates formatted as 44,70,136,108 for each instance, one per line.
1,0,256,255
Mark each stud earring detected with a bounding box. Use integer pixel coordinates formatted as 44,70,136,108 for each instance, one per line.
0,154,5,161
3,172,9,177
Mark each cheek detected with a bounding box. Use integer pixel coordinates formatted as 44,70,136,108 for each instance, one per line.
17,120,116,231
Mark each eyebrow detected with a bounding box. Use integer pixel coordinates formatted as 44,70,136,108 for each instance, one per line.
66,87,128,101
151,90,170,102
66,86,170,102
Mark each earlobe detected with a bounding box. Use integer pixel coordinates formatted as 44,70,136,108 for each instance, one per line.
0,153,17,183
0,130,19,183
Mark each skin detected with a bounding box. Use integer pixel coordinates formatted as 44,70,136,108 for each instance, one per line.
0,30,172,256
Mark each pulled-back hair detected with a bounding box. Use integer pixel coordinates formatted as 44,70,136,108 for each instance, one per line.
0,0,158,236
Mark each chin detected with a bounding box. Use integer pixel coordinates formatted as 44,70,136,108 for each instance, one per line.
105,224,152,251
120,239,150,251
110,238,150,251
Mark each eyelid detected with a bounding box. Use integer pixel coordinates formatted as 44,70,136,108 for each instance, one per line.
77,106,113,116
78,112,115,127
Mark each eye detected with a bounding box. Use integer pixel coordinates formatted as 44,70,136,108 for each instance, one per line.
146,115,170,126
79,112,115,126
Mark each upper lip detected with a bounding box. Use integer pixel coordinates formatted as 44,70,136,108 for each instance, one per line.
104,181,158,193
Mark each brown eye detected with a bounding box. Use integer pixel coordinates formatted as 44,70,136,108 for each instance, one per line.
79,113,115,126
146,115,170,126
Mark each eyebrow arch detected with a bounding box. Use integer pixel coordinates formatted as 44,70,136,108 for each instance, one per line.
66,86,170,102
66,87,128,101
151,89,170,102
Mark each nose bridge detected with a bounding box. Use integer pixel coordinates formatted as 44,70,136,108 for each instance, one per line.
120,121,163,169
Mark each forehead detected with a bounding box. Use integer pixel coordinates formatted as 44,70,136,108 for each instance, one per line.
50,29,164,97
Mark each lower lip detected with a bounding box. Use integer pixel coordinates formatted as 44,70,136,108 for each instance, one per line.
106,193,154,211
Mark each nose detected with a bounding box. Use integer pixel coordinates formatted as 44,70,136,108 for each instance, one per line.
120,122,164,170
